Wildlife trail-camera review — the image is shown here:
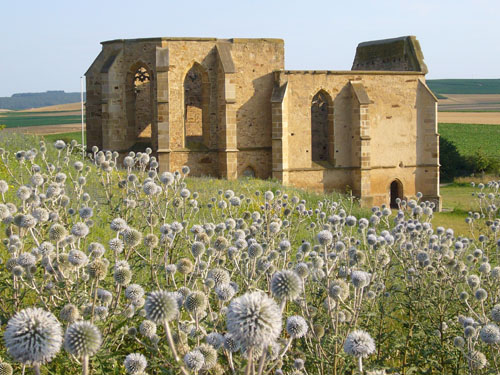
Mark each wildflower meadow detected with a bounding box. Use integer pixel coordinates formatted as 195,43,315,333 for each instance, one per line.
0,133,499,375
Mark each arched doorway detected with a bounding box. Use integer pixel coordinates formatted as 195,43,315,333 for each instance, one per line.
390,180,403,208
311,90,334,163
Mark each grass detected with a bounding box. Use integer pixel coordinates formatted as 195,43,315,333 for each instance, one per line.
44,131,86,145
438,123,500,160
0,114,84,128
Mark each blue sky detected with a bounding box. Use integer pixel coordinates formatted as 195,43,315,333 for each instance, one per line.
1,0,498,96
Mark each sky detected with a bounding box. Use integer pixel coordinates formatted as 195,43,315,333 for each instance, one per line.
0,0,499,97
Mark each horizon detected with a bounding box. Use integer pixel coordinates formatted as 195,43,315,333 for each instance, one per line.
1,0,499,97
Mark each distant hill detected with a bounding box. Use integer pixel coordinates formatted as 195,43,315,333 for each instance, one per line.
427,79,500,95
0,91,86,110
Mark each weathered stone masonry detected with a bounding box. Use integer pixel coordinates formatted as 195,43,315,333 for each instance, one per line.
86,36,441,209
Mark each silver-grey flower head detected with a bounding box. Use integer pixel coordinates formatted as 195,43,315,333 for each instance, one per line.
185,291,208,314
139,320,157,339
4,307,63,365
63,321,102,357
196,343,217,370
124,353,147,374
271,270,302,301
468,350,487,370
350,270,371,289
184,350,204,371
226,291,282,350
344,330,375,358
205,332,224,349
0,362,13,375
144,290,179,323
286,315,309,338
60,304,80,324
479,323,500,344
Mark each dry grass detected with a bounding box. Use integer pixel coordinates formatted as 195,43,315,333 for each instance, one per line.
438,94,500,111
438,112,500,124
20,102,83,112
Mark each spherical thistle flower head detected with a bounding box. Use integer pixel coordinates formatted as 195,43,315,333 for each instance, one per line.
271,270,302,301
479,323,500,344
177,258,194,275
114,267,133,286
195,343,217,370
0,362,13,375
122,228,143,248
143,233,159,249
286,315,308,338
207,268,230,287
109,238,124,253
491,305,500,322
328,279,350,301
223,333,240,352
17,186,32,201
145,290,179,323
87,259,108,281
317,230,333,246
4,307,63,365
184,350,204,372
215,283,236,302
64,321,102,358
248,243,263,258
350,270,371,289
226,291,282,350
191,241,206,258
110,218,128,232
124,353,147,375
206,332,224,349
264,191,274,201
185,291,208,314
126,284,145,301
468,350,487,370
344,330,375,358
54,140,66,150
0,180,9,194
60,304,80,324
474,288,488,301
139,320,157,339
68,249,88,268
71,222,89,238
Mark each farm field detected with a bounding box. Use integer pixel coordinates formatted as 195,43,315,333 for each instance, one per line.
439,123,500,160
438,94,500,112
438,111,500,124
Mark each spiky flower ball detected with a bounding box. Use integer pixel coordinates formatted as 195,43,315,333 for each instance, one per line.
468,350,487,370
123,228,143,248
4,307,62,365
479,323,500,344
0,362,13,375
64,321,102,357
206,332,224,349
344,330,375,358
60,304,80,323
207,268,230,287
185,291,208,314
286,315,309,338
124,353,147,374
177,258,194,275
184,350,204,372
195,343,217,370
328,279,350,301
87,259,108,280
145,290,179,323
49,224,67,242
271,270,302,301
226,292,282,350
114,267,132,286
139,320,157,339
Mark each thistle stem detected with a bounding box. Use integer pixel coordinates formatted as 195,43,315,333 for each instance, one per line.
358,356,363,374
163,320,189,375
82,355,89,375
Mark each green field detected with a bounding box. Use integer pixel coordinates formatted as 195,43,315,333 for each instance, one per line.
427,78,500,95
439,123,500,160
0,112,83,128
43,131,86,144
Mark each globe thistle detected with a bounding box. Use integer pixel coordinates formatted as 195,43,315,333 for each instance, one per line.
185,291,208,314
110,218,128,232
122,228,143,247
206,332,224,349
226,292,282,350
68,249,88,268
328,279,349,301
159,172,175,185
60,304,80,324
17,252,36,268
350,270,371,289
177,258,194,274
145,290,179,323
271,270,302,301
87,259,108,280
344,330,375,358
109,238,124,253
223,333,240,352
215,283,236,302
0,180,8,194
32,208,49,222
468,350,487,370
0,362,13,375
195,343,217,370
248,243,263,258
207,268,230,287
71,222,90,238
17,186,32,201
286,316,309,338
317,230,333,246
474,288,487,301
114,267,132,286
479,323,500,344
124,353,147,374
79,207,93,220
294,263,310,279
64,321,102,357
191,241,206,258
126,284,145,301
4,308,63,365
184,350,204,372
139,320,157,339
143,233,158,248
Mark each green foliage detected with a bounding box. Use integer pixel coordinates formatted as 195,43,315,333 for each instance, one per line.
439,123,500,180
44,131,86,145
427,79,500,95
0,113,83,128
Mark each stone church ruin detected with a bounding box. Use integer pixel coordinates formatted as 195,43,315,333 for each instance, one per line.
85,35,441,209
